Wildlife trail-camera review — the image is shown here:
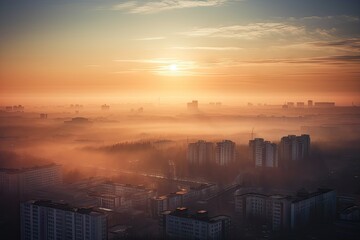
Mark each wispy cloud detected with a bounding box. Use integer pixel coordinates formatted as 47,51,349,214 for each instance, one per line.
299,15,360,22
114,58,178,64
112,1,137,11
274,38,360,53
179,23,306,39
311,38,360,52
114,58,199,76
111,0,230,14
171,46,243,51
134,36,165,41
243,55,360,65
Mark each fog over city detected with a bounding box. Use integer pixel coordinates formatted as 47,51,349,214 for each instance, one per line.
1,0,360,239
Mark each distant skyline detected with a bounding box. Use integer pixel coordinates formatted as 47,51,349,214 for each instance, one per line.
1,0,360,104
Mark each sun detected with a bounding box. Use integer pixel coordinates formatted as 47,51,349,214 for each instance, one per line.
169,64,177,71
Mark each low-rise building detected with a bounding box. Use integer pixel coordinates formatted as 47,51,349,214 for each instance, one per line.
163,208,230,240
235,188,336,231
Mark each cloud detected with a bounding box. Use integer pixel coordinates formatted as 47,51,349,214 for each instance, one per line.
112,1,137,11
114,58,178,64
277,38,360,53
243,55,360,65
113,58,200,76
179,23,306,39
300,15,359,22
311,38,360,52
111,0,229,14
171,46,243,50
134,37,166,41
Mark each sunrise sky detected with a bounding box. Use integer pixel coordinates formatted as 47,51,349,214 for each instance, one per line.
1,0,359,104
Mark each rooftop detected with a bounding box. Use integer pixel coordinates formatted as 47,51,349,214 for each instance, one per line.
28,200,104,216
292,188,335,203
0,163,60,174
169,207,230,223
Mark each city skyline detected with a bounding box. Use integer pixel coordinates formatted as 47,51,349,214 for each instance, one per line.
1,0,360,104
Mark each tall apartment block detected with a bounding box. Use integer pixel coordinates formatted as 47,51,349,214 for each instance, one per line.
0,164,62,196
249,138,278,168
187,140,214,165
279,135,310,167
20,200,107,240
215,140,236,166
162,207,230,240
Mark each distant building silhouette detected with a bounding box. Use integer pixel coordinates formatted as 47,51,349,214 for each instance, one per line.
64,117,91,124
5,105,24,112
167,160,176,179
314,102,335,108
187,100,198,112
40,113,48,119
287,102,295,108
13,105,25,111
296,102,305,108
308,100,313,107
101,104,110,110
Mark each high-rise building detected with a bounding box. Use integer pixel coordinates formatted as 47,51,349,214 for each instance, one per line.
167,160,176,179
290,189,336,230
40,113,48,119
314,102,335,108
101,104,110,110
279,135,310,167
249,138,278,168
163,207,230,240
234,188,336,231
296,102,305,108
20,200,107,240
187,100,199,112
215,140,236,166
307,100,313,107
187,140,214,165
0,164,62,196
249,138,264,167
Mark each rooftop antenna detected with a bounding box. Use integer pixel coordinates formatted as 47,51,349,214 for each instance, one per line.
251,127,254,140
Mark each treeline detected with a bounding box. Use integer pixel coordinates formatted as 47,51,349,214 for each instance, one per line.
98,141,155,152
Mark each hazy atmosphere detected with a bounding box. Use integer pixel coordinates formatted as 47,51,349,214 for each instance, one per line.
1,1,359,240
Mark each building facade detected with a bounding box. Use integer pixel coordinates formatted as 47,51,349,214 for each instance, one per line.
187,140,214,165
215,140,236,166
163,208,230,240
20,200,107,240
249,138,278,168
279,134,310,167
234,188,336,231
0,164,62,196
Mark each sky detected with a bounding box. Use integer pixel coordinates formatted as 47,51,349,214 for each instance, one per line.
1,0,360,105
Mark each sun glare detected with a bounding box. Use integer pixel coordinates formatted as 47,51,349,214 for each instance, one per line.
169,64,177,71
